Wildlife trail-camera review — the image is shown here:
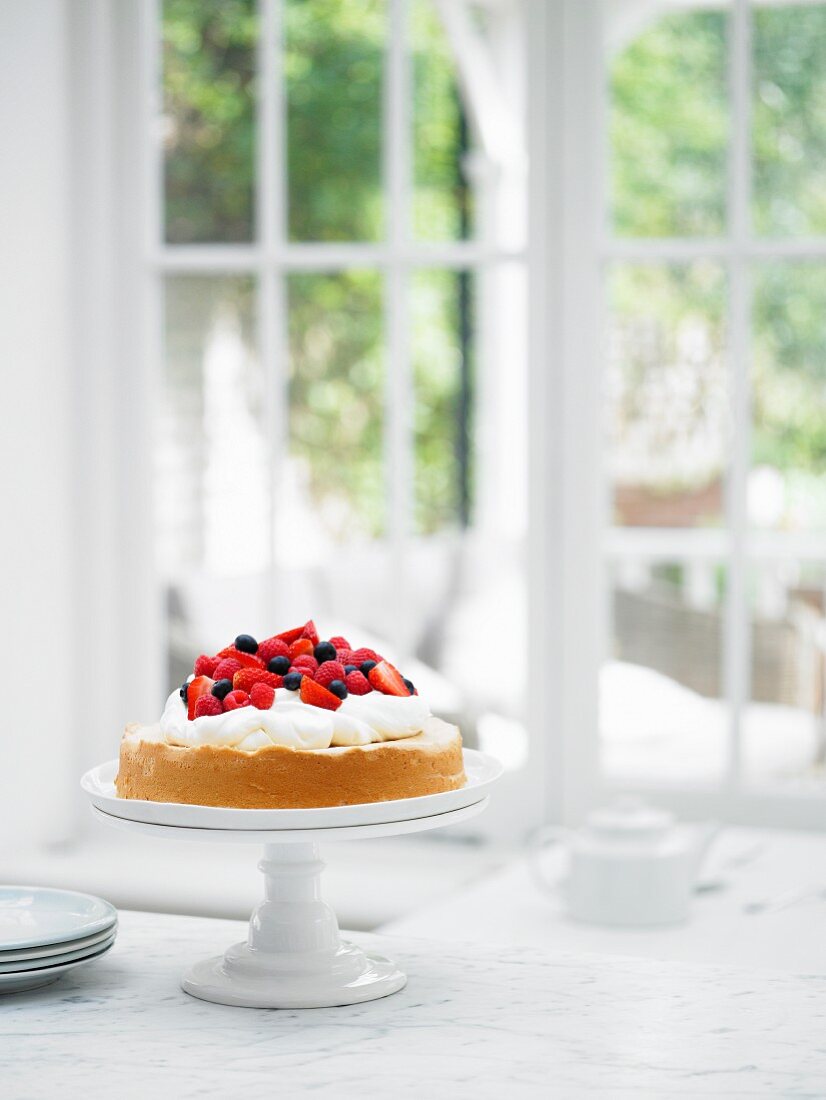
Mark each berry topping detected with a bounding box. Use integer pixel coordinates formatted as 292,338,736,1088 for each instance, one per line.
258,637,290,665
194,694,223,718
315,660,346,688
328,679,348,700
344,664,357,674
360,659,377,676
300,676,342,711
212,658,242,683
344,670,371,695
234,634,258,653
223,690,250,711
179,681,189,703
217,646,265,669
273,624,305,645
193,654,219,678
267,655,291,675
292,654,319,674
283,671,303,691
187,676,214,720
211,678,234,700
328,635,351,650
249,682,276,710
368,660,411,697
232,667,283,694
404,678,416,695
351,647,380,665
314,641,337,664
288,637,315,660
335,649,356,665
300,619,320,645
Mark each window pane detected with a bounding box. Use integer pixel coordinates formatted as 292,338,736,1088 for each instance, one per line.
287,271,384,538
752,263,826,531
608,9,728,237
602,560,728,784
411,0,474,241
607,262,728,528
412,269,475,533
286,0,385,241
162,0,256,243
743,562,826,789
753,4,826,237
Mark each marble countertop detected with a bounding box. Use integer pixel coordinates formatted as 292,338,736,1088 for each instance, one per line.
2,909,825,1098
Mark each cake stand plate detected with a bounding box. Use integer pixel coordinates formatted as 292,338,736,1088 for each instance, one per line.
85,788,493,1009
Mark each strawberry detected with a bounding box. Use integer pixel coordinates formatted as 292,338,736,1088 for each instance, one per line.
329,634,351,650
274,624,305,645
233,667,283,694
213,657,242,682
217,646,265,669
368,660,410,697
194,694,223,718
345,670,371,696
187,676,214,720
193,654,219,678
315,660,346,688
258,637,290,665
292,654,318,674
300,619,320,645
288,637,314,660
249,682,276,710
351,647,380,665
223,689,251,711
300,676,342,711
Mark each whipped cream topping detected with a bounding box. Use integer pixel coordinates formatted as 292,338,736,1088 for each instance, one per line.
149,687,431,752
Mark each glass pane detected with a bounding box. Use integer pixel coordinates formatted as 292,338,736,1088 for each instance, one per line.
412,269,476,533
159,276,267,685
753,4,826,237
411,0,474,241
287,271,384,538
602,560,728,784
607,262,728,528
608,8,728,237
286,0,385,241
743,562,826,789
752,263,826,531
162,0,256,244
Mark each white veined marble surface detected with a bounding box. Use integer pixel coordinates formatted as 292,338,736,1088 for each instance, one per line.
1,909,825,1099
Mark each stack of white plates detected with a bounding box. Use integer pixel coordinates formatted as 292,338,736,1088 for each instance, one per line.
0,886,117,994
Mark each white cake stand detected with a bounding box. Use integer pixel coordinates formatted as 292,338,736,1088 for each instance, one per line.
82,750,500,1010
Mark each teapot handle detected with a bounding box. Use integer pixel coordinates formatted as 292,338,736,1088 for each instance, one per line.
527,825,572,897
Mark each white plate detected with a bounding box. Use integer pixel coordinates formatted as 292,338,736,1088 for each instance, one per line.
0,924,117,963
0,940,114,995
0,931,116,973
81,748,502,831
0,887,118,952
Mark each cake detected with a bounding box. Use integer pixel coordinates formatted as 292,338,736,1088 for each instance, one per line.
115,621,466,809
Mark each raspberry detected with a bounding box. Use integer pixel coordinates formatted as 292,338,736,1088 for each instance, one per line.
194,694,223,718
258,637,290,664
315,660,346,688
223,689,250,711
350,647,380,665
329,635,351,650
292,654,318,674
193,654,218,678
233,667,283,694
288,637,314,660
187,675,214,720
213,658,242,682
217,646,265,669
345,670,371,696
249,682,276,710
336,649,356,665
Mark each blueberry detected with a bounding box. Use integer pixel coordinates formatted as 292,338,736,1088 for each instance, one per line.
403,678,415,694
211,678,233,700
180,681,189,703
360,660,377,676
268,655,291,675
344,664,357,674
314,641,337,664
283,672,303,691
328,679,348,700
235,633,258,653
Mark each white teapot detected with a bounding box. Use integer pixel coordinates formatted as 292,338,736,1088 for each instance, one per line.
528,797,718,927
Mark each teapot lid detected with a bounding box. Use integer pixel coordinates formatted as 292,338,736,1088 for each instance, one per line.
585,796,674,840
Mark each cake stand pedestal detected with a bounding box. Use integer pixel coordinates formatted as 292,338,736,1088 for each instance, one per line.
90,798,489,1009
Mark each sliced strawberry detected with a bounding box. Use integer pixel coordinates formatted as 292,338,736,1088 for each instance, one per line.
300,676,342,711
368,660,410,697
233,667,283,694
288,637,314,660
274,624,305,645
218,646,265,669
187,675,214,720
300,619,320,645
